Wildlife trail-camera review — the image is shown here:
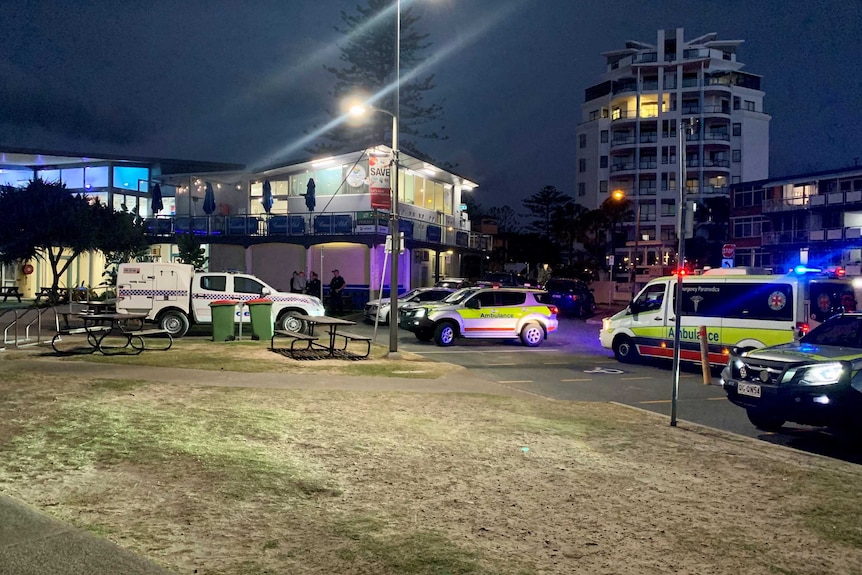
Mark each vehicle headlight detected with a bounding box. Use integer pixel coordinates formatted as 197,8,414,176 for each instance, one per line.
784,362,846,386
414,307,427,318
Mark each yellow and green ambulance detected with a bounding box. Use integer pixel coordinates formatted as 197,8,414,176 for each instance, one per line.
600,274,807,366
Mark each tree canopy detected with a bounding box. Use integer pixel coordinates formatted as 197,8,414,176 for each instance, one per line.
312,0,446,157
522,186,573,238
0,179,148,302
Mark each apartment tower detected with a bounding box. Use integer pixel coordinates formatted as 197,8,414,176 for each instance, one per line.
575,28,770,282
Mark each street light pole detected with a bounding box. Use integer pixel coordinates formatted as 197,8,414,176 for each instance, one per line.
388,0,401,356
631,199,641,298
671,117,696,427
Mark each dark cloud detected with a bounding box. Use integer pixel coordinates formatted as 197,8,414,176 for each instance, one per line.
0,0,859,208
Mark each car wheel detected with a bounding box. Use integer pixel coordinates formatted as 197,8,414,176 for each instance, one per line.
519,322,544,347
613,335,639,363
416,330,433,342
159,310,190,338
746,409,785,432
279,312,305,333
434,322,457,346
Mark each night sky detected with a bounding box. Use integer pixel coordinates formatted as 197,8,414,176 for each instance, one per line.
1,0,859,209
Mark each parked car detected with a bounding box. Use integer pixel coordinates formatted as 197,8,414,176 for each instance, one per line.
543,278,596,317
399,286,558,347
721,312,862,434
364,287,454,324
434,277,472,289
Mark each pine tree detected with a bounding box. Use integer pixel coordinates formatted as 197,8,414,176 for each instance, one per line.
311,0,446,157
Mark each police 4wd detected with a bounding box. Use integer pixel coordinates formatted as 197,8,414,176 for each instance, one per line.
721,312,862,435
398,286,559,347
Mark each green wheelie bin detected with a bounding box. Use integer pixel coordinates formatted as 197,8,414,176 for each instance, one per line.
209,299,239,342
246,298,274,341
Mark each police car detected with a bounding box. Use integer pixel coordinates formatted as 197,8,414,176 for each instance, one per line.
721,312,862,434
398,286,559,347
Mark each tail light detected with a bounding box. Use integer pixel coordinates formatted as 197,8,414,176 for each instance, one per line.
549,305,559,315
797,321,810,336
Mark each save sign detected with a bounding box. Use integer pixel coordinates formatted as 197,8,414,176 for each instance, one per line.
369,155,391,210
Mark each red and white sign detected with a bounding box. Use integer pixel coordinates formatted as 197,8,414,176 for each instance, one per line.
722,244,736,258
368,155,391,210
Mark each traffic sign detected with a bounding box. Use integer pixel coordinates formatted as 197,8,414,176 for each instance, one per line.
722,244,735,258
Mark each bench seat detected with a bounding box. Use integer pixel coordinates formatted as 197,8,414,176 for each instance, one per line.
271,329,320,357
51,325,111,354
333,330,372,358
128,328,173,352
0,286,22,303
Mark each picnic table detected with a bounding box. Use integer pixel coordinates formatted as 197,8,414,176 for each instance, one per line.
52,312,172,355
0,286,22,303
272,314,370,359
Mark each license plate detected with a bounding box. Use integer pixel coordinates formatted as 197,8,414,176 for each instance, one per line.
737,382,762,398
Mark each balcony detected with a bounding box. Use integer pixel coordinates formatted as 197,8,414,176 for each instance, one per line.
809,189,862,208
762,197,808,212
610,135,636,148
810,228,862,241
703,132,730,142
143,211,492,251
762,230,810,245
610,162,636,173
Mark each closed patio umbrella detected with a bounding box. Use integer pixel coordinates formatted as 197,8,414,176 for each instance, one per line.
203,182,216,215
305,178,316,212
262,180,273,213
151,183,163,214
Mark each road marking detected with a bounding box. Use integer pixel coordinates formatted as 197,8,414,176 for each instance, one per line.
640,399,671,404
561,378,592,382
706,397,726,401
498,380,533,384
584,367,624,374
543,361,569,365
620,376,652,381
490,363,517,366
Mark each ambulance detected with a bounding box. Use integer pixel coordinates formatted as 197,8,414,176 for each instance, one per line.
116,262,325,337
599,273,807,366
398,286,559,347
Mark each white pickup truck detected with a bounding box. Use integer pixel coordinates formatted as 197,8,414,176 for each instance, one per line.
116,262,324,337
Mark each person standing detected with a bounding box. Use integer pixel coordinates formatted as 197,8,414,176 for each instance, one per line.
294,271,307,294
290,271,299,293
329,269,346,315
306,271,322,299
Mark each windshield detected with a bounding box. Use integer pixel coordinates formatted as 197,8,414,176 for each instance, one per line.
801,315,862,348
398,289,424,301
442,287,481,304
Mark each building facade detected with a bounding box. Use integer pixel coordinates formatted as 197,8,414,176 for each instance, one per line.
731,166,862,273
0,146,490,307
575,28,770,286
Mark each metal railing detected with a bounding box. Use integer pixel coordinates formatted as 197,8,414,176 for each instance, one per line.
143,211,492,251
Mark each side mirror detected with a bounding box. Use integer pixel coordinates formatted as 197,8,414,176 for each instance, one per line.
629,301,642,314
261,287,272,296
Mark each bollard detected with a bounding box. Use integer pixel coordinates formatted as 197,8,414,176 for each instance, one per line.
698,325,711,385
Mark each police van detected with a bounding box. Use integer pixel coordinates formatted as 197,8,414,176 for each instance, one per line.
599,273,807,366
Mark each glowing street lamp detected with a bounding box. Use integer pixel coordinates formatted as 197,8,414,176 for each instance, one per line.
345,2,402,355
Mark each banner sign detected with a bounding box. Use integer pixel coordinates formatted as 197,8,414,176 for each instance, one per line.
369,155,391,210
